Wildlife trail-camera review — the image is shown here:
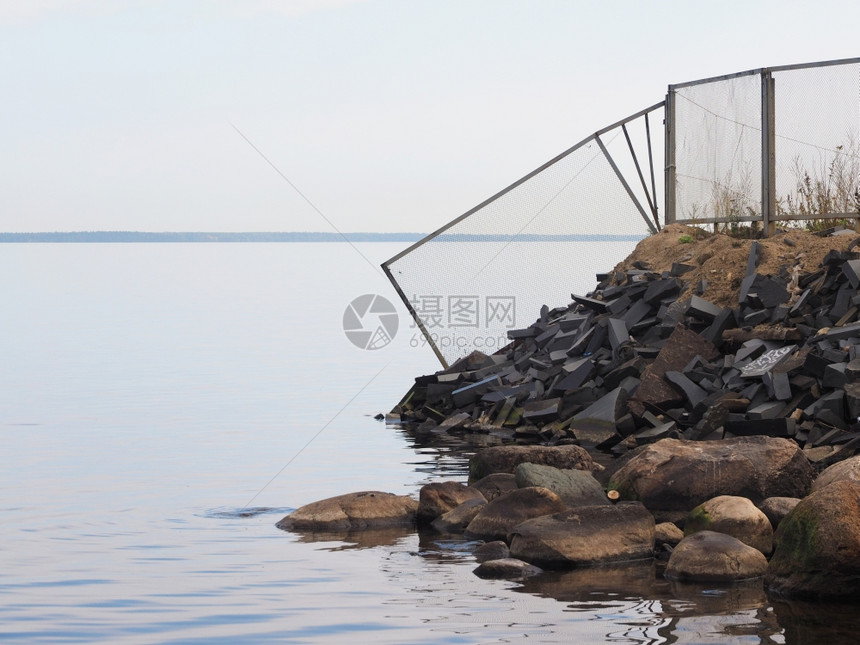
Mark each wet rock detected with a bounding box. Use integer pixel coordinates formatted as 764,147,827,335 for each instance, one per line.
468,445,594,484
464,486,567,541
767,480,860,598
276,491,418,531
514,463,610,507
417,481,485,526
474,540,509,563
508,502,655,568
607,437,814,522
665,530,768,582
431,498,486,533
684,495,773,555
473,558,543,580
757,497,800,530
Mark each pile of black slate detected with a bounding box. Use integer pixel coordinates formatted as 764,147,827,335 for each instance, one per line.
392,235,860,466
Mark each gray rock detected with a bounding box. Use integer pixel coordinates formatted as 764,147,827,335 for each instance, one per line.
665,531,768,582
508,502,655,568
514,463,610,507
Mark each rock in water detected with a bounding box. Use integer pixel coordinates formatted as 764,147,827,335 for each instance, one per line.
508,502,655,568
276,491,418,531
464,487,567,541
417,481,485,526
766,480,860,598
684,495,773,555
665,530,768,582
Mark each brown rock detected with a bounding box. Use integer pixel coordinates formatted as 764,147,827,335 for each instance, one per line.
276,491,418,531
464,487,567,541
767,480,860,598
813,454,860,492
470,473,518,501
417,481,485,525
508,502,655,568
474,540,510,563
665,531,768,582
655,522,684,546
684,495,773,555
629,325,719,416
608,436,814,523
469,445,594,484
431,498,486,533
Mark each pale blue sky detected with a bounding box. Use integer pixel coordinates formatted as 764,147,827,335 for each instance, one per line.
2,0,859,233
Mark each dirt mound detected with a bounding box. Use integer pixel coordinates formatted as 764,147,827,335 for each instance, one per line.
611,223,858,308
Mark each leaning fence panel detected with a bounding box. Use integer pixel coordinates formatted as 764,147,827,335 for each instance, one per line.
383,108,662,367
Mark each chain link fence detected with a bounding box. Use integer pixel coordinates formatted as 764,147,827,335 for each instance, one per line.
385,58,860,366
382,105,663,367
668,57,860,230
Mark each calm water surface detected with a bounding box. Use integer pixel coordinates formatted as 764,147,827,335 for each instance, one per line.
0,242,855,643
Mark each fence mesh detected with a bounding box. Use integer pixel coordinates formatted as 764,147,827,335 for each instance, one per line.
672,72,763,224
383,108,662,366
774,62,860,220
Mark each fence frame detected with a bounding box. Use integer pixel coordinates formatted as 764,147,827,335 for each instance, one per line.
382,101,664,367
665,56,860,233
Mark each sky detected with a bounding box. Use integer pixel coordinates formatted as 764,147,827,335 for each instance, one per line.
2,0,860,234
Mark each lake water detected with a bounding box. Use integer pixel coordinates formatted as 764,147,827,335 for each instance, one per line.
0,242,855,644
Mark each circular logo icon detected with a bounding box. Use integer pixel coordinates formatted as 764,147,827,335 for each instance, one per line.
343,294,399,350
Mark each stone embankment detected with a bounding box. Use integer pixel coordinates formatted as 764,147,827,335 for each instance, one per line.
279,225,860,599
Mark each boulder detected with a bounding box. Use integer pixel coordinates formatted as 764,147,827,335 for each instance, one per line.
608,436,814,522
757,497,800,530
474,540,510,563
514,463,610,507
812,454,860,492
508,502,655,568
470,473,518,501
473,558,543,580
469,445,594,484
430,497,486,533
464,487,567,541
276,491,418,531
766,480,860,598
655,522,684,546
665,531,768,582
684,495,773,555
417,481,485,525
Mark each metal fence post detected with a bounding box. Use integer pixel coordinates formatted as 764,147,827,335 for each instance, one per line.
761,70,776,237
665,89,676,225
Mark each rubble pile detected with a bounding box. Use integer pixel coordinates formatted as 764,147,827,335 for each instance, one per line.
392,224,860,468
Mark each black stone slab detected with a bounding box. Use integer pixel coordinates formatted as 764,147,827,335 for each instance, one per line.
724,417,796,438
740,345,796,378
664,370,708,410
687,295,723,323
